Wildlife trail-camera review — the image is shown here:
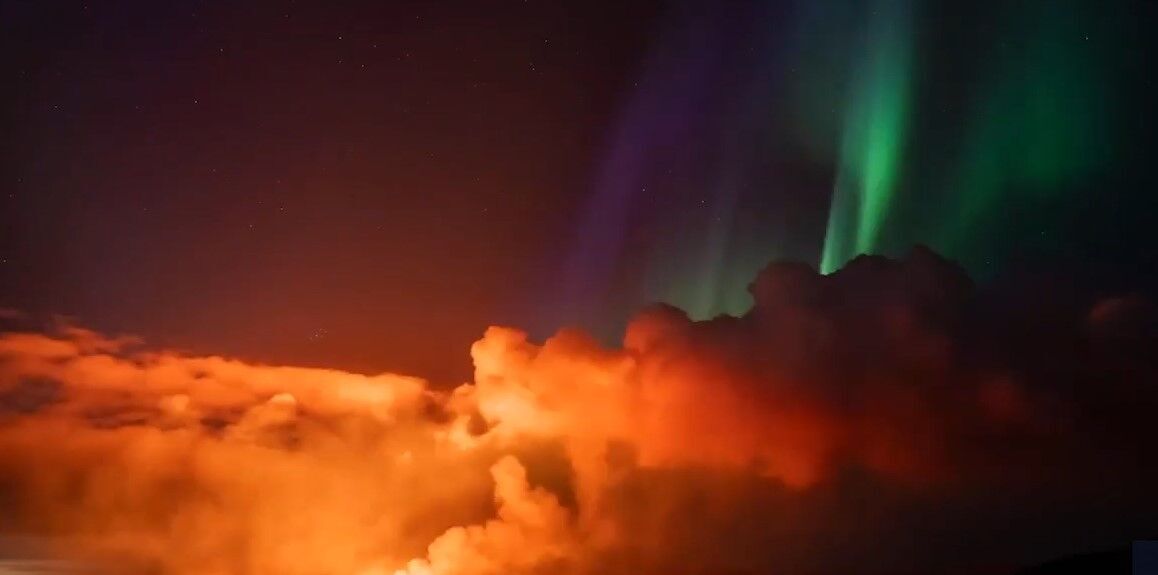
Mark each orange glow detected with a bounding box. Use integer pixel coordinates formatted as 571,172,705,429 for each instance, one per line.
0,301,1140,574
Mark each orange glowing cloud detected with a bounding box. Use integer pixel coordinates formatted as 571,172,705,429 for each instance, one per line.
1,250,1156,575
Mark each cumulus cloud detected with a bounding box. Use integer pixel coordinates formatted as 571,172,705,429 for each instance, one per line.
0,247,1156,575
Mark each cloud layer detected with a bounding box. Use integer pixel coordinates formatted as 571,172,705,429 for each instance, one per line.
1,247,1156,575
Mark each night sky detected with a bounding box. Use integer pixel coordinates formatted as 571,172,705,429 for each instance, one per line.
3,0,1157,384
1,1,665,382
3,2,1158,573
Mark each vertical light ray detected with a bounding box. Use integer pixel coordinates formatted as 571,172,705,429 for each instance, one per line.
821,0,912,273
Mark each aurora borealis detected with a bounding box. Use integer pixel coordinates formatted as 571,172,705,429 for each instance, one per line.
556,0,1150,331
3,1,1158,573
3,0,1158,372
820,0,1118,275
819,0,911,274
931,0,1120,262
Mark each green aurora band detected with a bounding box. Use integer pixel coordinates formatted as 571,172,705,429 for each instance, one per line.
565,0,1126,333
820,0,912,274
932,1,1115,264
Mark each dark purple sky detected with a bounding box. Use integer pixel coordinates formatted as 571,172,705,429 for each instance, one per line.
0,1,662,383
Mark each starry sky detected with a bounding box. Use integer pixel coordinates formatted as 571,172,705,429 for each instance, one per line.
0,1,664,382
3,0,1157,384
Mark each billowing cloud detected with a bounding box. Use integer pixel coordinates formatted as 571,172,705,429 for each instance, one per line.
1,247,1156,575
